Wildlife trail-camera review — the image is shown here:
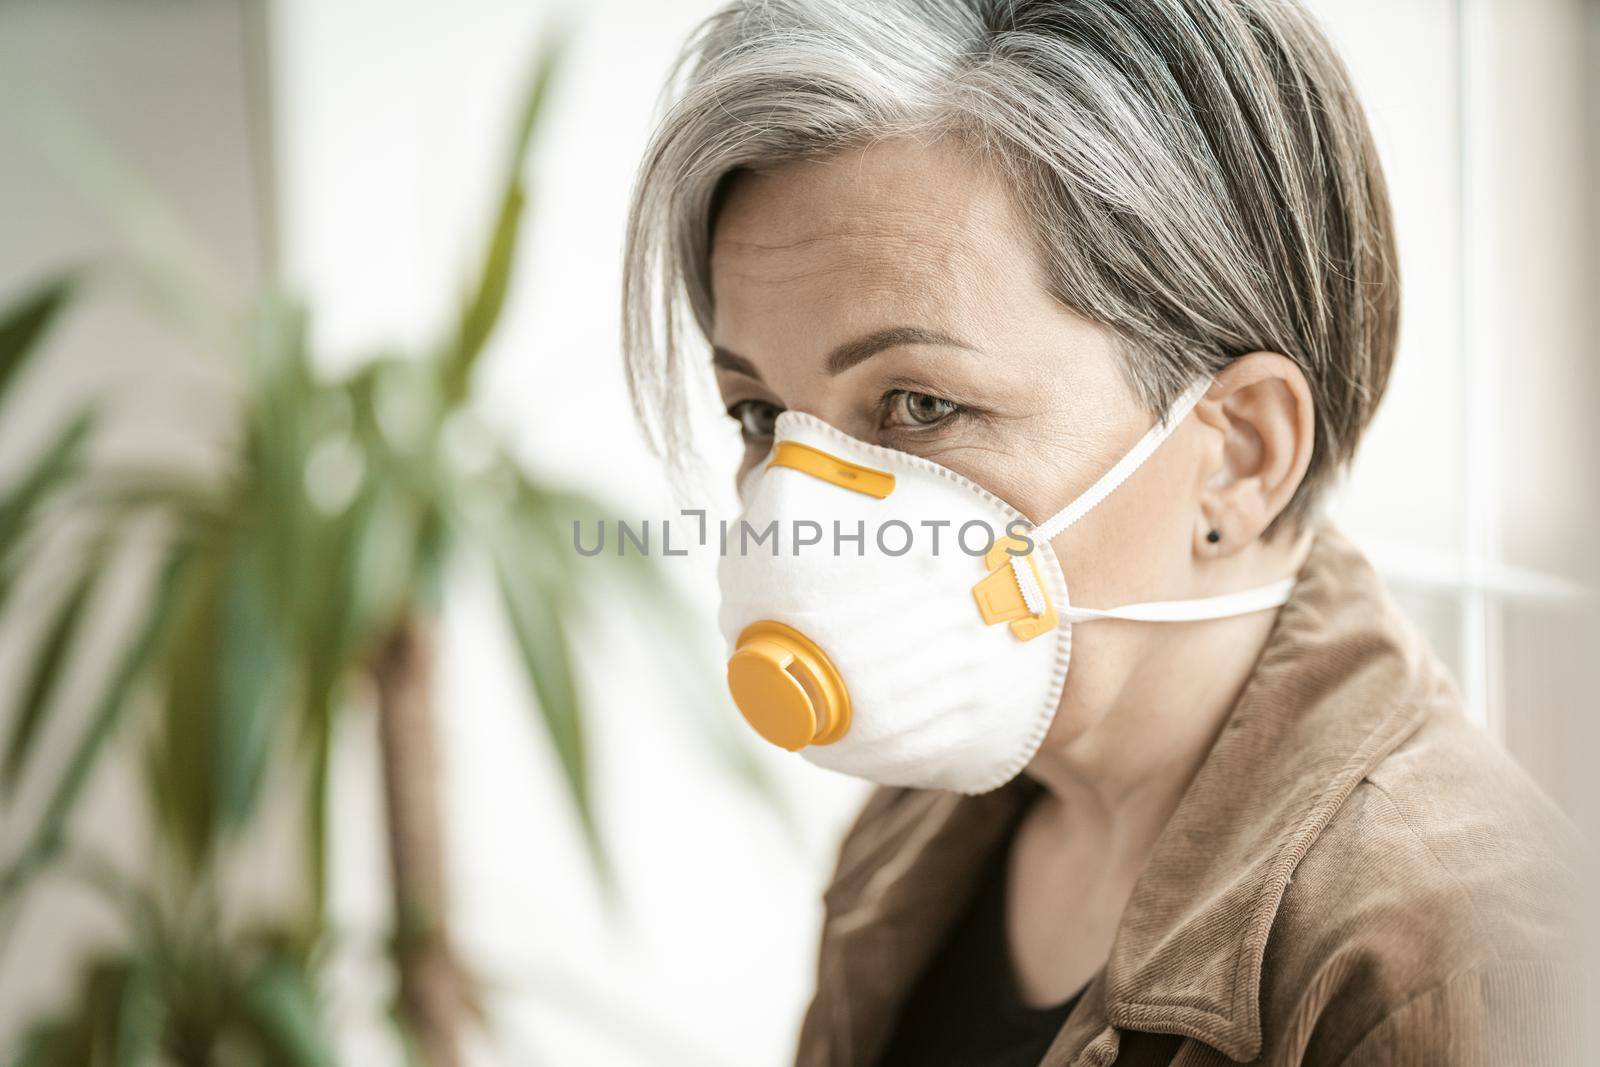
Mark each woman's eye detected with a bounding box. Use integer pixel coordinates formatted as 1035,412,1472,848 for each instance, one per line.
885,389,960,429
727,399,782,442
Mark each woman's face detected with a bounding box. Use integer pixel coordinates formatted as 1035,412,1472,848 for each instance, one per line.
708,136,1221,749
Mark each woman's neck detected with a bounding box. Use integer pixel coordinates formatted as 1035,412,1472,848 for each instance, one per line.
1021,533,1312,879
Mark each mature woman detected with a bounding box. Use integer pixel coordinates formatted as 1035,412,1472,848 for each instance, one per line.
623,1,1582,1064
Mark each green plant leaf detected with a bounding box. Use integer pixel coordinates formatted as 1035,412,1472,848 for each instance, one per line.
68,466,225,529
451,185,523,398
493,537,614,898
445,33,565,400
241,956,337,1067
112,961,161,1067
240,295,321,632
0,543,193,920
11,952,145,1067
302,712,333,935
294,466,385,931
150,541,225,874
0,273,75,406
0,410,94,558
346,479,421,647
214,543,288,832
523,483,795,834
463,472,794,843
2,560,101,795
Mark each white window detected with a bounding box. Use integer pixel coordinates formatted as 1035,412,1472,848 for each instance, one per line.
1311,0,1597,813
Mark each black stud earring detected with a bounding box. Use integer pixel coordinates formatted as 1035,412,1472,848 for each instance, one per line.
1206,529,1221,544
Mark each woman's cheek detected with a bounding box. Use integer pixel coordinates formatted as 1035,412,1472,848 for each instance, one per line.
949,454,1050,524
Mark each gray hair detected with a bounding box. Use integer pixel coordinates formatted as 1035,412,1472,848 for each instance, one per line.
622,0,1399,536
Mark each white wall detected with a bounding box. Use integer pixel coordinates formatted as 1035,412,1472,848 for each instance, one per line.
1311,0,1599,797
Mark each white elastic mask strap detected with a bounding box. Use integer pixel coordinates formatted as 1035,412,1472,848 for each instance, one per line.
1030,378,1212,546
1058,577,1296,623
1008,377,1296,622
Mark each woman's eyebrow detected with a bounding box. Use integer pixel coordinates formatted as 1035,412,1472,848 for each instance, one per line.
825,326,979,375
713,326,980,382
712,347,764,380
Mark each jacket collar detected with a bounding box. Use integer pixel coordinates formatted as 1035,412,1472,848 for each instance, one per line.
812,522,1437,1066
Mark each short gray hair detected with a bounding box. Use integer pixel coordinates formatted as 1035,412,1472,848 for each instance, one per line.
622,0,1400,536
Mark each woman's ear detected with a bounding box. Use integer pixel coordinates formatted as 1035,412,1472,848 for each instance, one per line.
1190,352,1315,553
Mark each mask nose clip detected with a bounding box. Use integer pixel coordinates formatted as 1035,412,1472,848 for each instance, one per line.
727,621,851,750
768,441,896,498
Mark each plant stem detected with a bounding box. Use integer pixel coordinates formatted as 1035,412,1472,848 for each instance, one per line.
373,615,461,1067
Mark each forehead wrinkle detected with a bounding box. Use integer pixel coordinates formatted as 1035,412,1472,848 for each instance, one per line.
722,201,1001,267
715,136,1050,301
713,220,962,291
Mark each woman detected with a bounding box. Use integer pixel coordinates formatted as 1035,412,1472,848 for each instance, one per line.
622,1,1583,1064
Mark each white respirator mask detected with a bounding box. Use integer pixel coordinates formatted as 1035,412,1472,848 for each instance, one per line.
716,378,1295,794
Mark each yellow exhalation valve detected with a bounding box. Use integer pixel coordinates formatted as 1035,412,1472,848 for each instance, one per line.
726,620,851,751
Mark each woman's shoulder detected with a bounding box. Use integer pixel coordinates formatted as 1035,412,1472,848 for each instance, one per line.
1259,699,1586,1064
1297,697,1582,955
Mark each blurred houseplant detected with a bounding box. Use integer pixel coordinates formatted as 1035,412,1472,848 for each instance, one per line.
0,37,764,1067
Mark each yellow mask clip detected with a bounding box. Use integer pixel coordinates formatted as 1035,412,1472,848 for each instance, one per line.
972,537,1058,642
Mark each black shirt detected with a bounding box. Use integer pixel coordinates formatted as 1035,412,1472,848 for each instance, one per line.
878,781,1082,1067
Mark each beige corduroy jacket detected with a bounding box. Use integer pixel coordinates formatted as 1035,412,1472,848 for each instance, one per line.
794,524,1586,1067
